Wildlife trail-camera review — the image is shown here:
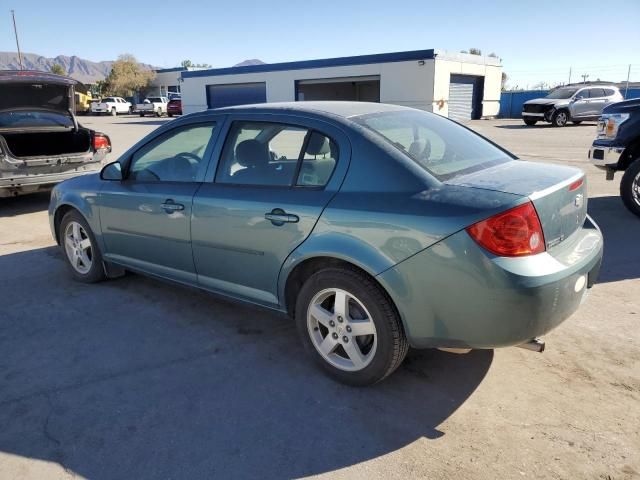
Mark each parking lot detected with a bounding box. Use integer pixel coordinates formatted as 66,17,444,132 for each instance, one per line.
1,115,638,479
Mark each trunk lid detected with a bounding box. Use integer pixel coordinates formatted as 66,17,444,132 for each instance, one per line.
446,160,587,250
0,71,76,117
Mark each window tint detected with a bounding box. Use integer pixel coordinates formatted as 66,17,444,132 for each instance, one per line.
589,88,605,98
297,131,338,187
576,90,589,99
129,123,216,182
603,89,615,96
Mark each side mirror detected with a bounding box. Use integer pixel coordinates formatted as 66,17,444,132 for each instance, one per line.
100,161,123,181
574,94,585,101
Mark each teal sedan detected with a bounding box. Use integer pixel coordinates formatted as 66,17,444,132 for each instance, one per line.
48,102,603,385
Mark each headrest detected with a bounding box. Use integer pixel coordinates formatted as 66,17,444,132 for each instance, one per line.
408,139,430,159
306,133,330,156
236,139,268,168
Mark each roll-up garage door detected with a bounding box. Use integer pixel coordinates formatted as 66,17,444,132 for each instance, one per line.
206,82,266,109
448,75,476,122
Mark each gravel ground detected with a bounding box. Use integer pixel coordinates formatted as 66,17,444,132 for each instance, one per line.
0,115,638,480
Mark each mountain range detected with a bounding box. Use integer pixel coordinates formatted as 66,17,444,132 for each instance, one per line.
0,52,266,84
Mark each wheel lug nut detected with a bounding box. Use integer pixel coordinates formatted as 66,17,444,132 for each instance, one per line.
346,326,352,333
332,332,339,339
337,316,343,323
343,336,349,343
329,320,335,327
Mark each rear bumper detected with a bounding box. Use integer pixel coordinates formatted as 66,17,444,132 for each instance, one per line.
0,165,102,196
378,216,604,349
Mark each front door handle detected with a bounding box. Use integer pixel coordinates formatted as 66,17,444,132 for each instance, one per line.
161,199,185,213
265,208,299,226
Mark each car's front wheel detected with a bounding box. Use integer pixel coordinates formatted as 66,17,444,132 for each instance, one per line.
296,267,408,386
111,107,117,116
59,211,106,283
523,117,537,126
552,109,569,127
620,158,640,218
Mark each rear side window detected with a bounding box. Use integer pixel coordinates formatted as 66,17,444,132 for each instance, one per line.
589,88,605,98
603,89,615,96
354,110,511,181
215,121,337,187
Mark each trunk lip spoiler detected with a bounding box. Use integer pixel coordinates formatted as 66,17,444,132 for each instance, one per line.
528,171,585,200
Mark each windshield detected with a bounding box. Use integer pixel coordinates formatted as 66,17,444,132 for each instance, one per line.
353,110,511,181
0,110,74,129
545,88,578,99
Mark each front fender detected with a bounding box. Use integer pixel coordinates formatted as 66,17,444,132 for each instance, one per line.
49,178,103,250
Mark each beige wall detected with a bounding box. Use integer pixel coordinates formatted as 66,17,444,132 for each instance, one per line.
432,58,502,118
181,59,436,115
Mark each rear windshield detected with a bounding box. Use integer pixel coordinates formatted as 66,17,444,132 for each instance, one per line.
147,97,162,103
0,110,73,129
353,110,511,181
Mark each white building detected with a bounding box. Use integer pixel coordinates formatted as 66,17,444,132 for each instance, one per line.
180,49,502,121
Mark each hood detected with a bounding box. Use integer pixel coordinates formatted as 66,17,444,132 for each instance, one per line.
603,98,640,114
0,70,76,115
523,97,564,106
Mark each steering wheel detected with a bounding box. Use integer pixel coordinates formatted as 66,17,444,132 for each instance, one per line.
175,151,201,165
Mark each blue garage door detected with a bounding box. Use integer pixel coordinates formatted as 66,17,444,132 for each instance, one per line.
206,82,267,109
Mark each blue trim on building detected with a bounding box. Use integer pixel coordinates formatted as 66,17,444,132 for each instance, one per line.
155,67,188,73
182,49,436,79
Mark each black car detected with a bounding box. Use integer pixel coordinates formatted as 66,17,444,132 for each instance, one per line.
589,98,640,217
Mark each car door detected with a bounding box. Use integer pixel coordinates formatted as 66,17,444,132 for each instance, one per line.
99,121,219,283
586,88,607,116
191,114,350,307
571,89,591,118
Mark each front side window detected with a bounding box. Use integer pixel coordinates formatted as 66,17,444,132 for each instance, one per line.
216,121,337,187
545,88,578,99
589,88,605,98
129,123,216,182
354,110,511,181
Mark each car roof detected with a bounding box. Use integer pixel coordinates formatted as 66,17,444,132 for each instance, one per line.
210,101,413,119
0,70,77,86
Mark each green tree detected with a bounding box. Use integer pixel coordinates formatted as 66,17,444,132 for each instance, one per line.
50,63,66,75
468,48,482,55
104,54,155,97
181,59,193,68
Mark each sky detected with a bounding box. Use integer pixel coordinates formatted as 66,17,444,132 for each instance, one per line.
2,0,639,88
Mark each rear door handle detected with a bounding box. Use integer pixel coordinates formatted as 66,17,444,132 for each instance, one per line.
265,208,299,225
161,199,185,213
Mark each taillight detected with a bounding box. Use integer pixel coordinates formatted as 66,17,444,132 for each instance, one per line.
93,133,111,152
466,202,545,257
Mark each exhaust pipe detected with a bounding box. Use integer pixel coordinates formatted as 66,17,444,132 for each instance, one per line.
517,338,545,353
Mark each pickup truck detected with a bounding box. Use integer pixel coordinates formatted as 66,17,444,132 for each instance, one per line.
136,96,168,117
91,96,132,116
588,98,640,217
0,70,111,197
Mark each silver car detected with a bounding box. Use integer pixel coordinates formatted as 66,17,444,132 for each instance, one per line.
522,85,623,127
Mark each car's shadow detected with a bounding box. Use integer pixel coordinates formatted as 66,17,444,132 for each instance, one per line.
0,246,493,479
494,122,597,129
588,195,640,283
0,191,50,217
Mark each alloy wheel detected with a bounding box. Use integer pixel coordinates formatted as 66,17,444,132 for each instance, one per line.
307,288,377,372
633,171,640,206
64,221,93,275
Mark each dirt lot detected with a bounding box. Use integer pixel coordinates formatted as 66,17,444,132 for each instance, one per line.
0,115,638,480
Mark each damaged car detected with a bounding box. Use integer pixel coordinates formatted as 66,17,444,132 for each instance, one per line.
522,85,623,127
0,70,112,198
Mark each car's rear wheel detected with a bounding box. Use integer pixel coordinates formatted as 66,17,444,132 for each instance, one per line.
552,110,569,127
139,112,145,117
620,158,640,218
523,117,537,126
295,267,408,386
111,107,117,116
59,211,106,283
128,106,133,114
156,108,162,117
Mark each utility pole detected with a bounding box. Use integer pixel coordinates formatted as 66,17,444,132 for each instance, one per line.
11,10,23,70
568,67,572,85
581,73,589,84
624,64,631,99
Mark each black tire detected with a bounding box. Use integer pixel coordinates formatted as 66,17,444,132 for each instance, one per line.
523,117,537,126
168,113,173,117
552,109,569,127
111,107,117,116
156,108,162,117
59,210,106,283
295,266,408,386
572,120,583,125
620,159,640,218
139,112,145,117
128,107,133,115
